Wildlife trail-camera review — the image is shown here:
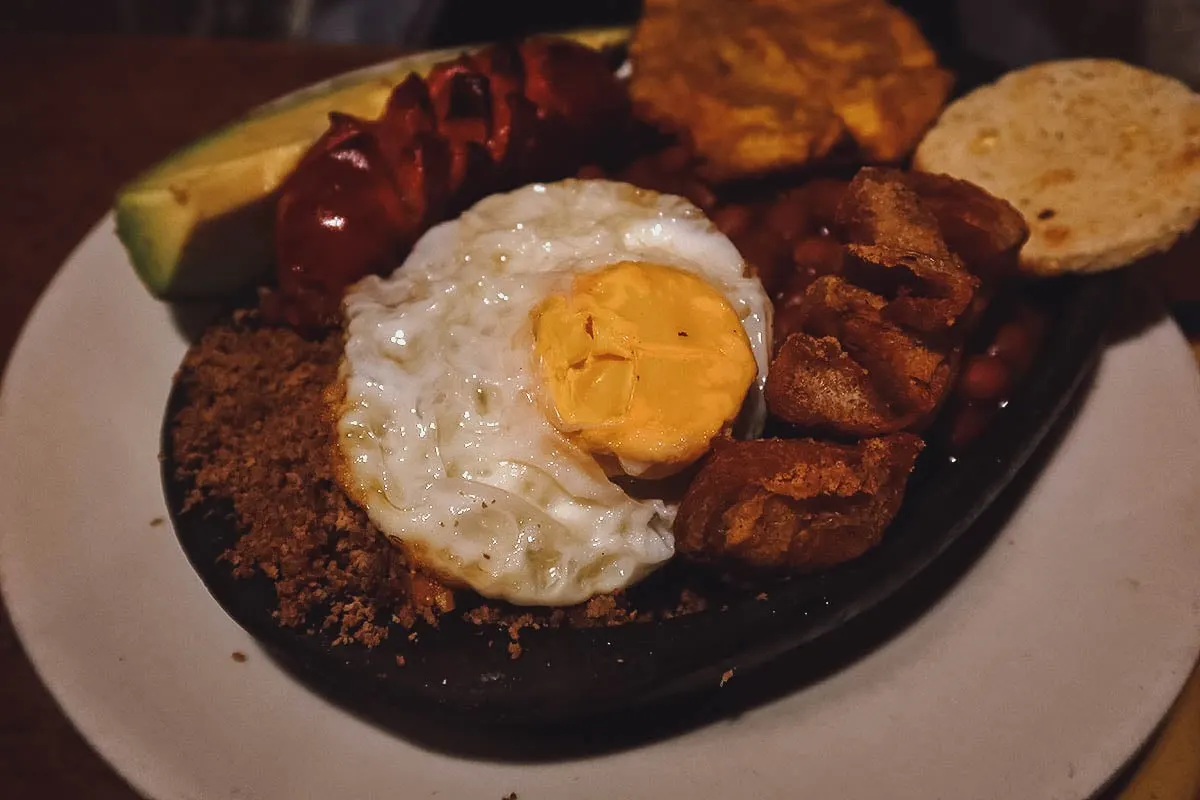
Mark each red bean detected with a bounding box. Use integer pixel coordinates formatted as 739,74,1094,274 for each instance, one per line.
959,355,1013,402
988,311,1047,373
802,179,849,232
764,190,813,241
988,319,1036,371
684,179,717,212
950,404,994,453
575,164,606,179
616,146,715,210
791,237,844,282
654,143,694,173
712,204,753,239
966,291,992,325
772,290,809,346
739,239,792,298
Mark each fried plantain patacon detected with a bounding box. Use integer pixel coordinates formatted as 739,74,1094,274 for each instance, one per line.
628,0,952,181
675,434,923,570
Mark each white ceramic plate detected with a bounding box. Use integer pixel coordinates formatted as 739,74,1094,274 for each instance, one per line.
2,216,1200,800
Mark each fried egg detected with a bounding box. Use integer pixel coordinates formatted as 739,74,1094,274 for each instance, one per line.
335,180,771,605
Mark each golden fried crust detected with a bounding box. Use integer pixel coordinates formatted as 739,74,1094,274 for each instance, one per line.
793,276,952,419
837,168,954,257
629,0,952,181
675,434,924,569
764,334,896,437
843,168,1029,283
766,168,985,437
836,172,977,333
844,245,975,333
899,171,1029,282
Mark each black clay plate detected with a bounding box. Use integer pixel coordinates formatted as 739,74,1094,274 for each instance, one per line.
162,270,1119,725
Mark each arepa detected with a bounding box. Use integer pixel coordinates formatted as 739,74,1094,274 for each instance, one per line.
914,59,1200,275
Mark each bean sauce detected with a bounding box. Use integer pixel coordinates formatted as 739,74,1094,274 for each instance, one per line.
944,299,1050,455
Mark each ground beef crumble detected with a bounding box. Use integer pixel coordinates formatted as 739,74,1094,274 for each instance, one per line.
168,310,710,650
171,310,454,646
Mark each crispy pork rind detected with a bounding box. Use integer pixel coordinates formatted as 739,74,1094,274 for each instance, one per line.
896,171,1029,283
628,0,952,181
766,286,957,437
675,434,923,570
765,167,1024,438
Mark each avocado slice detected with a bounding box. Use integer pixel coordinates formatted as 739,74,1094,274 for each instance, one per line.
115,71,407,300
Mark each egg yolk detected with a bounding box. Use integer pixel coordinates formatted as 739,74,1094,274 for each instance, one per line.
531,261,757,476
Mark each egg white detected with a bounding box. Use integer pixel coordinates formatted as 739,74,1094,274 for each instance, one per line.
336,180,771,606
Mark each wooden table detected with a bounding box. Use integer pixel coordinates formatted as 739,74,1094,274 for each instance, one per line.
0,32,1197,800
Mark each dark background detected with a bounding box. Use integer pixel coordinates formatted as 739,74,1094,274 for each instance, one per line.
5,0,1192,86
0,0,646,42
0,0,1156,61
